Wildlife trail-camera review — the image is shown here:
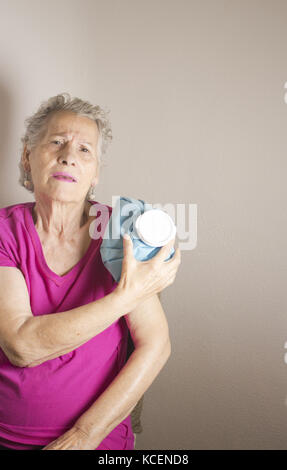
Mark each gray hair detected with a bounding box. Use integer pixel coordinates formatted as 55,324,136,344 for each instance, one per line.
18,92,113,200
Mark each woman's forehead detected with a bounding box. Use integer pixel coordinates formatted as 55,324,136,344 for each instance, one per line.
44,111,99,142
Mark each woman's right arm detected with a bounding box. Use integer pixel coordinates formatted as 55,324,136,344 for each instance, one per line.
0,266,130,368
0,236,180,368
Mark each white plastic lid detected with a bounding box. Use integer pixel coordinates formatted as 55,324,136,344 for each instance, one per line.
134,209,177,247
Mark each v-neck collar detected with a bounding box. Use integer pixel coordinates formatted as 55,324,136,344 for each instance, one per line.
24,200,99,286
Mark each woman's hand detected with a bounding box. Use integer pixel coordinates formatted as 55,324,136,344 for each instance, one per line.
42,425,96,450
115,235,181,312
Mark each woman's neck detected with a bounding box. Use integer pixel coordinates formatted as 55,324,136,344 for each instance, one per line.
32,197,91,241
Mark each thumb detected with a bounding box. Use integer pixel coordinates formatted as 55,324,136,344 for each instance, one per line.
153,237,175,263
122,233,134,261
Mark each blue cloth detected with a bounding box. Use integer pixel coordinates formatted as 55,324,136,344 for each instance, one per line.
100,196,175,283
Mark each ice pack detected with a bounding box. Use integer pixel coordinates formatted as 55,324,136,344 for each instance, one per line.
100,196,177,283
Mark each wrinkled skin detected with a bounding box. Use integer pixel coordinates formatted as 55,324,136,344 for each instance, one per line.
42,425,97,450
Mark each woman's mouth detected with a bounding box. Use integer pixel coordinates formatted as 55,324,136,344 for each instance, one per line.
52,175,76,183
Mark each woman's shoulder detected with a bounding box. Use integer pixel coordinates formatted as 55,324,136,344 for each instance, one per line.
0,201,33,221
0,201,32,246
88,199,112,210
88,200,113,218
0,202,30,266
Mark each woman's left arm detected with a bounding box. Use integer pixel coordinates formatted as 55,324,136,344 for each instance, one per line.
42,294,171,450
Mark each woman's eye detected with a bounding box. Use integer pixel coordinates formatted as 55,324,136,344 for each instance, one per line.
51,141,89,153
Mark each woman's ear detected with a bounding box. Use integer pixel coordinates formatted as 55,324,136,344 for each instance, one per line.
21,144,31,172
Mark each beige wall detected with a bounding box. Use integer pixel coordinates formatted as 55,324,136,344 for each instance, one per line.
0,0,286,449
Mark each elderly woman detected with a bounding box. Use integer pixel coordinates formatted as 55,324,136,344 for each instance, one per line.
0,93,181,450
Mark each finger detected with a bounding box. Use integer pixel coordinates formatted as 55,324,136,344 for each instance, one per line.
164,246,181,265
152,238,176,264
122,233,134,261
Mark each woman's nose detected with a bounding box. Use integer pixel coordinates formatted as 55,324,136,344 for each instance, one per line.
57,142,77,165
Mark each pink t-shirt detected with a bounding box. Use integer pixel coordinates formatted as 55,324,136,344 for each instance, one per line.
0,200,135,450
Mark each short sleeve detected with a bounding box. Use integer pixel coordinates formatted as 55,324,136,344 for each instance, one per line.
0,242,18,268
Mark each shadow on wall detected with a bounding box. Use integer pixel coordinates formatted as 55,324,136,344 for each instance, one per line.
0,85,15,207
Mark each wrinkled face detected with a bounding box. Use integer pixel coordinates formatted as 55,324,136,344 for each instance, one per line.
22,110,100,202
